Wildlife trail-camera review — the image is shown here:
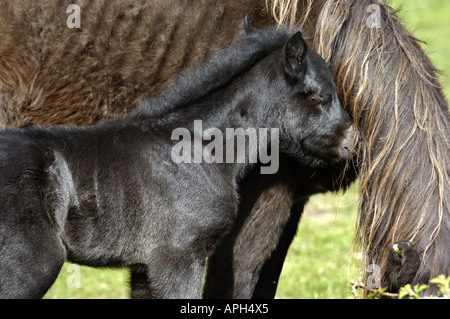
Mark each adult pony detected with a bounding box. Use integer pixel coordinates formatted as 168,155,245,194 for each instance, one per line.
0,0,448,297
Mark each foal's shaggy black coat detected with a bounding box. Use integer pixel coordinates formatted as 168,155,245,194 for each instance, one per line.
0,27,353,298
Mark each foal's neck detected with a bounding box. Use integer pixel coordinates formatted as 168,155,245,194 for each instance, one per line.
153,59,274,131
146,66,279,180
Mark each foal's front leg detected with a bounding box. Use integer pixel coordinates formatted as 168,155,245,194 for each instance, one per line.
132,247,206,299
130,266,153,299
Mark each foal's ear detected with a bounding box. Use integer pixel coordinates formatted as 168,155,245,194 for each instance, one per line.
283,32,307,80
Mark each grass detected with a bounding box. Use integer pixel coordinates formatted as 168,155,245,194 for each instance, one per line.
44,0,449,299
389,0,450,100
45,264,129,299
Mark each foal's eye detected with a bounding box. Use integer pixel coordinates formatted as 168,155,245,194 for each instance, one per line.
308,93,322,104
308,93,331,105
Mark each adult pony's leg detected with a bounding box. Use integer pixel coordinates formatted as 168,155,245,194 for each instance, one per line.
252,202,305,299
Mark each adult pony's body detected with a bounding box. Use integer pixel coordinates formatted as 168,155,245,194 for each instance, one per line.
0,0,448,297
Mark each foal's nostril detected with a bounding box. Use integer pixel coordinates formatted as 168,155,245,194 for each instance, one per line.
338,126,355,159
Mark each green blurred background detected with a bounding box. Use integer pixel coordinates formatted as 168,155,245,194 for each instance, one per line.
44,0,450,299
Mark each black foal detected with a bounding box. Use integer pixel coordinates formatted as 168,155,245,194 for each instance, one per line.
0,25,353,298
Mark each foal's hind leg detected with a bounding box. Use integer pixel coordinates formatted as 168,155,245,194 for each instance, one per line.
0,223,66,298
0,141,68,298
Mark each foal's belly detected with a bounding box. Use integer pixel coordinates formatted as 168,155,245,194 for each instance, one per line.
62,176,237,268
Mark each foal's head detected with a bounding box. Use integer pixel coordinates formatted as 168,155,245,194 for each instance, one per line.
259,31,354,167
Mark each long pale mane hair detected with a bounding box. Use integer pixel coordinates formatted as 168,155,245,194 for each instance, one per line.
269,0,449,291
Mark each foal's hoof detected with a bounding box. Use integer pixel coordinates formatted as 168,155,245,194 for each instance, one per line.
386,241,420,292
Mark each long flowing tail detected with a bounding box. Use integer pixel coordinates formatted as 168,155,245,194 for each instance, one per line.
270,0,450,293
